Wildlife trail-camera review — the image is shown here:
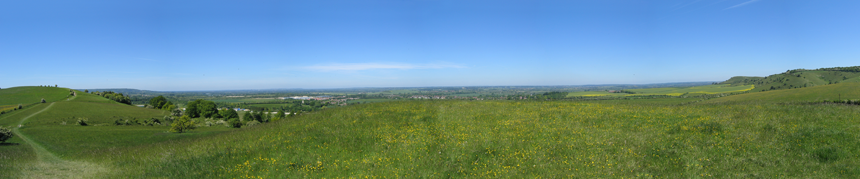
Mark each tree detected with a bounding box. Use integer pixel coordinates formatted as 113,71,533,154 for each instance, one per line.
41,98,46,103
163,101,176,112
219,108,239,119
170,115,196,133
149,96,168,109
276,109,286,119
17,104,22,109
243,111,252,122
198,100,218,118
186,100,202,118
0,126,13,143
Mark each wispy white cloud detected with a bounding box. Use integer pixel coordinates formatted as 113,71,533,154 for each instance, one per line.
303,63,465,71
724,0,762,10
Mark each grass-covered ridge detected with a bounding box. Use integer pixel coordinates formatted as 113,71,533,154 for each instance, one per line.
721,66,860,92
703,82,860,104
0,86,71,111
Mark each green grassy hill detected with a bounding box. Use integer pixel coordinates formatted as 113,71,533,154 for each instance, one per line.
721,66,860,92
0,88,233,178
0,86,72,111
703,82,860,104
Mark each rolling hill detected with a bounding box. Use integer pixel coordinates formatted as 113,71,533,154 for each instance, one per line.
703,81,860,104
0,86,72,112
721,66,860,92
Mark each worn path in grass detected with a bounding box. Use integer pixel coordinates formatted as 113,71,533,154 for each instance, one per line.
12,96,109,178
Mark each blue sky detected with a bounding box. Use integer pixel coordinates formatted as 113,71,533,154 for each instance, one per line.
2,0,859,91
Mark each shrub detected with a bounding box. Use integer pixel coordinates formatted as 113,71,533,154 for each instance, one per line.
228,118,242,128
163,116,175,122
0,126,13,143
77,119,88,126
18,104,22,109
41,98,46,103
170,116,196,133
171,108,183,117
114,119,123,126
245,120,260,127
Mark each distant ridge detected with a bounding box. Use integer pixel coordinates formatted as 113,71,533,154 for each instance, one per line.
720,66,860,92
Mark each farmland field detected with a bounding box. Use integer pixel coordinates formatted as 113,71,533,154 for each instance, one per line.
567,84,754,97
212,98,284,103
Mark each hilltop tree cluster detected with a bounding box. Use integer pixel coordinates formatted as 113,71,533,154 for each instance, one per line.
91,91,131,105
148,95,176,111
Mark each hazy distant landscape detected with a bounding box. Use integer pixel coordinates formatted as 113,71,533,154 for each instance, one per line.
3,0,860,178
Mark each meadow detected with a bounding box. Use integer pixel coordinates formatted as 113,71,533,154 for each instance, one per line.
94,98,859,178
1,83,859,178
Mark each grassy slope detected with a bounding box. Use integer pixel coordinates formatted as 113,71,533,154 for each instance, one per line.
20,91,233,159
0,86,71,110
703,82,860,104
0,88,72,178
0,89,232,177
89,96,860,178
721,70,860,92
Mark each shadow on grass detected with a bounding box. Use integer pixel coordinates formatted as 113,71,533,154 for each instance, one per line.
0,143,21,146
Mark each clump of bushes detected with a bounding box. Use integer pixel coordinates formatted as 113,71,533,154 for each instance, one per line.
228,118,242,128
170,116,196,133
0,126,13,143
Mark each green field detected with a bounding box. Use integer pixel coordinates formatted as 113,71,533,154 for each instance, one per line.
2,82,860,178
566,84,754,97
212,98,284,103
346,98,398,104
